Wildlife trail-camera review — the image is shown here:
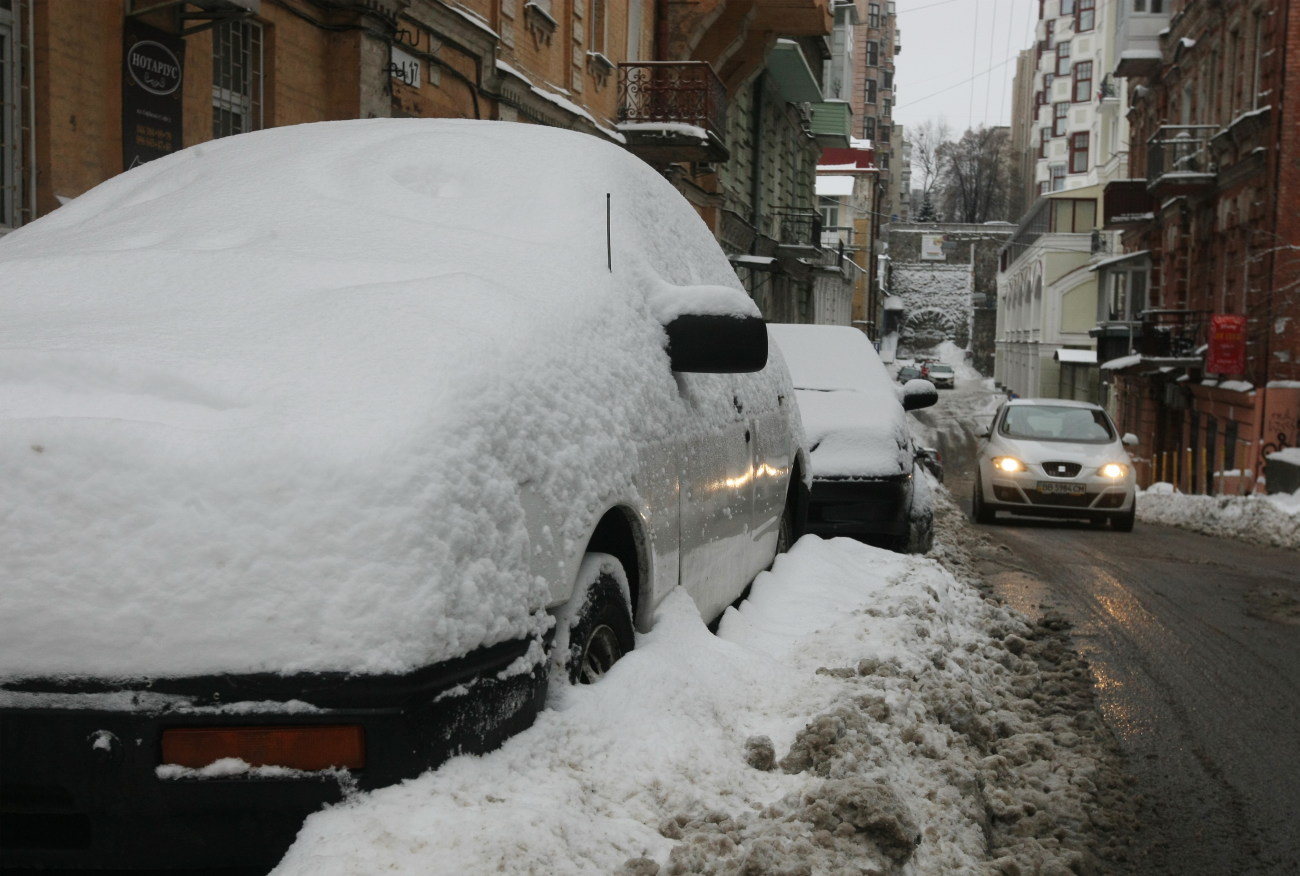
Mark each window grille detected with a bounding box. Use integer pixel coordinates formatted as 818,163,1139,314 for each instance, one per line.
212,18,263,138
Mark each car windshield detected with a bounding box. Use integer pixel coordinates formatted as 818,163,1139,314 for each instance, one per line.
1000,405,1116,442
929,365,954,374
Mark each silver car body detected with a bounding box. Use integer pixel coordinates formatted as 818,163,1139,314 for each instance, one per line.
974,399,1137,527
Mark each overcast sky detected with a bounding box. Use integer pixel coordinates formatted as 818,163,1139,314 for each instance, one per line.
891,0,1041,134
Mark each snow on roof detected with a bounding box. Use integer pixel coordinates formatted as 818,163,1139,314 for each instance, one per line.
816,175,855,197
1055,349,1097,364
0,119,762,680
883,295,905,310
1101,354,1143,371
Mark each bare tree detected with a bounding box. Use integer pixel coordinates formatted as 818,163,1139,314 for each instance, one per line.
936,126,1012,224
909,119,951,212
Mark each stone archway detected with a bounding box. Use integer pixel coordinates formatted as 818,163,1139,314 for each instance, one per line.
901,307,963,351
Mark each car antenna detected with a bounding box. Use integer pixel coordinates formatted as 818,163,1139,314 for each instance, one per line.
606,193,612,272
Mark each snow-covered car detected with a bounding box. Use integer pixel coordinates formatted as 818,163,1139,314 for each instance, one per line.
767,324,936,553
0,120,807,870
923,362,956,388
972,399,1137,530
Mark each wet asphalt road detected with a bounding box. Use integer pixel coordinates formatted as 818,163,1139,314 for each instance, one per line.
914,378,1300,875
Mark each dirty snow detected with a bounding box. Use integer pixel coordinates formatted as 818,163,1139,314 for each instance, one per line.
272,490,1136,875
1137,482,1300,550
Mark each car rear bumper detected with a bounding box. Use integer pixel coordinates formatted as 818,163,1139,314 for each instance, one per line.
0,637,547,871
804,476,911,540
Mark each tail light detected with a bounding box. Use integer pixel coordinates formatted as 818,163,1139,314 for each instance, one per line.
161,725,365,771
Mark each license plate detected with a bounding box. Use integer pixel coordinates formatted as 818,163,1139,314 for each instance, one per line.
1037,481,1085,495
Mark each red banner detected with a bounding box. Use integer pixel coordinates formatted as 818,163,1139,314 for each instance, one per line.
1207,314,1247,375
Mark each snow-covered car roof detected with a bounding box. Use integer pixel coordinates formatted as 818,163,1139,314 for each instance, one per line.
0,119,765,681
767,324,910,478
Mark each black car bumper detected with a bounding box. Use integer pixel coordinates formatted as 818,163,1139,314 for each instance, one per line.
804,475,911,542
0,636,547,871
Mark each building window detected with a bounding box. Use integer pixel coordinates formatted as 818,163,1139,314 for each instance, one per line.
1040,127,1050,158
878,124,891,143
1134,0,1163,11
1053,101,1069,136
589,0,606,53
882,98,891,118
880,153,890,169
212,19,263,138
1056,42,1071,76
882,69,893,90
1061,0,1076,13
626,0,644,60
1072,60,1093,103
0,4,15,229
864,117,876,139
1077,0,1095,32
866,41,879,66
1050,164,1066,192
1069,132,1089,173
868,3,880,27
865,78,877,104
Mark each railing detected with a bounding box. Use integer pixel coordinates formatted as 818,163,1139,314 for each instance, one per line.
1147,125,1217,186
617,62,728,138
773,208,823,249
1139,309,1212,359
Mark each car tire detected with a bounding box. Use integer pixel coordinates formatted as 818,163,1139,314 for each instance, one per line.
775,499,795,555
556,554,635,685
906,509,934,554
1111,506,1136,532
972,474,995,524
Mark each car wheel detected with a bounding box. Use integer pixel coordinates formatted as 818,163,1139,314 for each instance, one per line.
556,554,635,685
972,474,995,524
906,509,934,554
1111,506,1136,532
775,500,795,555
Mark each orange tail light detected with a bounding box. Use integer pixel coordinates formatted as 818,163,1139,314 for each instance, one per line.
161,725,365,771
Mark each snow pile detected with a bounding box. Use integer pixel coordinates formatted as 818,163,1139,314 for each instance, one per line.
272,493,1133,875
1138,483,1300,550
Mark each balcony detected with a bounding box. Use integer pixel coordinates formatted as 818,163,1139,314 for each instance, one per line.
1102,179,1154,228
617,62,730,166
773,208,823,252
1147,126,1217,198
1138,309,1211,363
1113,5,1168,78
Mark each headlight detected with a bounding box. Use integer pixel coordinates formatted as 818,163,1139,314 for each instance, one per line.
992,456,1027,473
1100,462,1129,479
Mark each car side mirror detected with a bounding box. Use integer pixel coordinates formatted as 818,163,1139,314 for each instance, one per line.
664,314,768,373
1122,432,1140,447
901,378,938,411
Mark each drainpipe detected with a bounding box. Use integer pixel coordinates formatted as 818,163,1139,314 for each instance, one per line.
27,0,36,222
749,71,764,244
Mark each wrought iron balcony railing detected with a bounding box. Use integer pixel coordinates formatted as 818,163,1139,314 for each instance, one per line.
774,208,823,250
1147,125,1217,192
617,62,728,139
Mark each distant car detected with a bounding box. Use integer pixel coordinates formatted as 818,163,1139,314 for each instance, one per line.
972,399,1137,530
769,324,937,553
0,119,808,870
897,363,923,383
924,362,956,388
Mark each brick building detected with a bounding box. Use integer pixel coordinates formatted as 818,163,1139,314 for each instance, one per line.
1099,0,1300,492
2,0,855,325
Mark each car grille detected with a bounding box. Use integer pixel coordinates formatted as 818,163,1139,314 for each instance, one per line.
1040,461,1083,478
1025,491,1094,507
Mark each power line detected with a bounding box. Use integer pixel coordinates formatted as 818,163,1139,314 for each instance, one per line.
896,53,1019,113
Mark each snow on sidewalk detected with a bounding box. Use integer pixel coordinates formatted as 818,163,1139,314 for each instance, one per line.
272,492,1131,875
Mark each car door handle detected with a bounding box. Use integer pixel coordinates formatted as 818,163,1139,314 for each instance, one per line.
744,429,751,443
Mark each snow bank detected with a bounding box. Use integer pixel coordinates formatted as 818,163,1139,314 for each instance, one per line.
1138,484,1300,550
272,493,1133,875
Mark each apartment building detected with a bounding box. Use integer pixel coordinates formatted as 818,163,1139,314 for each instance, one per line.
1,0,855,325
1097,0,1299,493
995,0,1129,399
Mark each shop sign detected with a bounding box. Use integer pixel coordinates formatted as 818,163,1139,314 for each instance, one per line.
921,234,946,261
122,22,185,169
1207,313,1247,375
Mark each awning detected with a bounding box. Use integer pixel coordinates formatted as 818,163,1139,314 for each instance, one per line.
1055,349,1098,364
1089,250,1150,272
